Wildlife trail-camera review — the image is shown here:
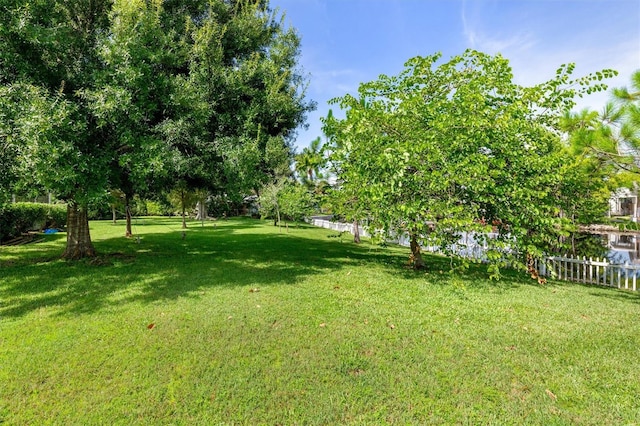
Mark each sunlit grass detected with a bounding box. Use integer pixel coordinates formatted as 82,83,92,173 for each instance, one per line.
1,217,640,424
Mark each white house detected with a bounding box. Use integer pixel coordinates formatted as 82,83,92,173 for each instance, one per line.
609,187,639,221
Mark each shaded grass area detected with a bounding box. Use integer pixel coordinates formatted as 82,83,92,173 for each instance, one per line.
1,217,640,424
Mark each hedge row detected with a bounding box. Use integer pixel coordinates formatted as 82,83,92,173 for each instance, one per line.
0,202,67,242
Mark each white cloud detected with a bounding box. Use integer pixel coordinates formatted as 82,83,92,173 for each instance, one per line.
460,0,640,112
309,68,362,97
293,67,357,150
507,39,639,112
461,0,536,54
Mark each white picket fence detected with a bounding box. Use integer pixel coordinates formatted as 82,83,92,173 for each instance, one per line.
536,256,640,291
309,217,412,246
309,217,496,255
309,217,639,292
309,218,368,237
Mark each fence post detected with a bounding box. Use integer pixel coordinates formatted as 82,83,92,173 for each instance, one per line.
609,260,613,287
625,262,629,290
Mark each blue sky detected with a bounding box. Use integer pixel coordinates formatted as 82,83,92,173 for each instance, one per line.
269,0,640,151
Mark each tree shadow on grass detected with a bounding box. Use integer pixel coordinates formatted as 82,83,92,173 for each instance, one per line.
0,219,581,319
0,223,411,318
587,287,640,304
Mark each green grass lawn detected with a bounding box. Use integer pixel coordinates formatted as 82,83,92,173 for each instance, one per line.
2,217,640,424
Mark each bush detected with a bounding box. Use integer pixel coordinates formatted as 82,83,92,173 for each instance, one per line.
0,202,67,242
47,204,67,228
279,184,314,223
144,199,173,216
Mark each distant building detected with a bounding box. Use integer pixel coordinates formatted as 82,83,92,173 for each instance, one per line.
609,187,638,221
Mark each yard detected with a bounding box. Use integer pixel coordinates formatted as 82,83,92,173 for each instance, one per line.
1,218,639,424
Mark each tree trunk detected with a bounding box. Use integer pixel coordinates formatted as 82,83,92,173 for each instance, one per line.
353,219,361,243
277,207,281,232
112,204,117,224
62,203,96,259
124,194,133,237
409,234,426,270
181,189,187,229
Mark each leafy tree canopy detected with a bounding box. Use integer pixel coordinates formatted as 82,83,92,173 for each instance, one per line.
0,0,313,258
323,50,616,275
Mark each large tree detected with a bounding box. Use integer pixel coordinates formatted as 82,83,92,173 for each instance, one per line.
323,50,615,274
1,0,312,258
161,0,313,213
87,0,177,237
0,0,114,258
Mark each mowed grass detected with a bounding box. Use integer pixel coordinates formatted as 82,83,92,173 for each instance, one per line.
1,217,640,425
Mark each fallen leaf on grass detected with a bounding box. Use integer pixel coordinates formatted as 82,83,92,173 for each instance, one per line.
227,315,233,320
349,369,364,376
147,323,155,330
346,271,351,276
545,389,557,401
319,323,326,327
249,288,260,293
389,323,395,330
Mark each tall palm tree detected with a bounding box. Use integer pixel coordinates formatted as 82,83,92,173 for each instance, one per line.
295,137,324,182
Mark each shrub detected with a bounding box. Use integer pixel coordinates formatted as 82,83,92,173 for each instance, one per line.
0,202,67,242
145,199,173,216
46,204,67,228
279,184,314,223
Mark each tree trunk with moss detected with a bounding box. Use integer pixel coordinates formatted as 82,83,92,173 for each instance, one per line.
62,202,96,259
